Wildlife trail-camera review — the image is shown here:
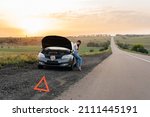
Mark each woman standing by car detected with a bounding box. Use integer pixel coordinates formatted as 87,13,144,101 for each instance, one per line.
73,40,82,71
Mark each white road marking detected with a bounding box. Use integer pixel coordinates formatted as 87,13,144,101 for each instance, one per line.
126,53,150,63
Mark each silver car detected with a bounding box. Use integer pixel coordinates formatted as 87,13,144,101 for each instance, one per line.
38,36,76,70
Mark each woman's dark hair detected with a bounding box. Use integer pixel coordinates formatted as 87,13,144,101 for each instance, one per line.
77,40,81,44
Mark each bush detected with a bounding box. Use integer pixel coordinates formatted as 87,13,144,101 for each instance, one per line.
87,41,110,51
99,47,106,51
99,41,110,50
87,42,100,47
131,44,149,54
89,49,94,52
116,41,130,49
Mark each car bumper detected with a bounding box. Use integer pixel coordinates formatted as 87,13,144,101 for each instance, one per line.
38,61,72,67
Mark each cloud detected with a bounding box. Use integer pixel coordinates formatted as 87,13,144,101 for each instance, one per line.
102,9,150,33
45,8,150,34
48,11,80,20
1,6,150,36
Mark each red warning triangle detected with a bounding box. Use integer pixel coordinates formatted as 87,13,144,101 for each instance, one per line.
34,76,51,92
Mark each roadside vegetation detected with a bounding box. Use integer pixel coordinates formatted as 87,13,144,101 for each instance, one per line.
68,35,111,56
82,40,111,56
0,53,37,68
0,35,111,68
115,35,150,55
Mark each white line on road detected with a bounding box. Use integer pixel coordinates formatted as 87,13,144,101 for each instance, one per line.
126,53,150,63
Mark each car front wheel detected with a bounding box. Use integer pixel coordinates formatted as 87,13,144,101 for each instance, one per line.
69,57,76,70
38,64,44,69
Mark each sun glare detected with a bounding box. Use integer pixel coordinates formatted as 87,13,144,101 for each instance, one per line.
19,18,57,35
0,0,150,36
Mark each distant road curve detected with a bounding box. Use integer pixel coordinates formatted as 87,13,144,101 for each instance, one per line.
56,37,150,100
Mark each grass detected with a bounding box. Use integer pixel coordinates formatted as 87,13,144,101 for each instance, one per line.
0,46,40,52
0,35,111,68
80,47,112,56
115,35,150,55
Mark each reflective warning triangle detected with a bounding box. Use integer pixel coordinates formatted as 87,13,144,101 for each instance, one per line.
34,76,51,92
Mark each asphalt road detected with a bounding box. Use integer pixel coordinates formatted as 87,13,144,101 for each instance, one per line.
56,37,150,100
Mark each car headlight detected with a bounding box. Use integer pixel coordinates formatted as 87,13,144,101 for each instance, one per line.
38,53,46,61
62,55,72,60
38,53,45,57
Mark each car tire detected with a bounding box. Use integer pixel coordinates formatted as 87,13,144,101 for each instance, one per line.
69,65,74,71
38,64,43,69
69,57,76,71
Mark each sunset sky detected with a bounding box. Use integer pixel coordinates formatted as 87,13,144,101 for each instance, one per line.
0,0,150,36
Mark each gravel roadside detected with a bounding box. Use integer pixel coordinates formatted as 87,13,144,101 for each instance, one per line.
0,52,111,100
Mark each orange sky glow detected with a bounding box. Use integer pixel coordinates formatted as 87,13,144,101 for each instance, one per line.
0,0,150,37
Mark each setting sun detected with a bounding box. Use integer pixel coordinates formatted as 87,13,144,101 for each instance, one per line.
0,0,150,36
19,18,59,35
21,19,45,35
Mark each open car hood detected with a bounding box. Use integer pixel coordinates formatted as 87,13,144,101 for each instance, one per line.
42,36,72,50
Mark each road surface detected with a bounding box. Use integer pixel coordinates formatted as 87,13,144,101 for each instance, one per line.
56,37,150,100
